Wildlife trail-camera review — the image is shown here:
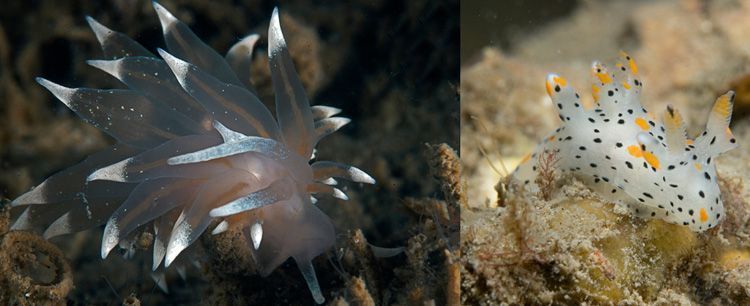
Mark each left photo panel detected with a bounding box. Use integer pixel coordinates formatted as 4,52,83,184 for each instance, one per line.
0,1,459,304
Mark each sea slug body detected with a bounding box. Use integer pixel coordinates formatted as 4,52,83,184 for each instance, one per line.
511,52,737,232
10,2,375,303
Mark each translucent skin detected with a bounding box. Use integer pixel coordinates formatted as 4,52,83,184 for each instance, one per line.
511,52,737,232
246,192,335,276
10,2,374,304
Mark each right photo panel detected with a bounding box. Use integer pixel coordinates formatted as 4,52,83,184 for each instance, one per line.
461,0,750,304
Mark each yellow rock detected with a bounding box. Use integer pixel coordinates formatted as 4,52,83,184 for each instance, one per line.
640,220,699,265
719,249,750,270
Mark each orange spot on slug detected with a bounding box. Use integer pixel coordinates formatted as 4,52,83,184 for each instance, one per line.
635,117,650,131
596,72,612,84
620,51,638,74
627,145,643,158
643,151,660,170
546,80,553,96
714,94,731,118
629,58,638,74
627,145,659,169
553,76,567,87
700,208,708,223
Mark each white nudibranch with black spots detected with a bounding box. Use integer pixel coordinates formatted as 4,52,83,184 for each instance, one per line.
10,2,375,303
512,52,738,232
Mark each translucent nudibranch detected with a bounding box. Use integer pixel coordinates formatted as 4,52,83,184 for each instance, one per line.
10,2,375,303
512,52,737,232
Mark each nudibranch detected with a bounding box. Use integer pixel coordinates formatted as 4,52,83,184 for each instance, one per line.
10,2,375,303
512,52,737,232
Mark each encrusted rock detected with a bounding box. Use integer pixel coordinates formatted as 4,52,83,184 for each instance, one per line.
0,231,73,305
